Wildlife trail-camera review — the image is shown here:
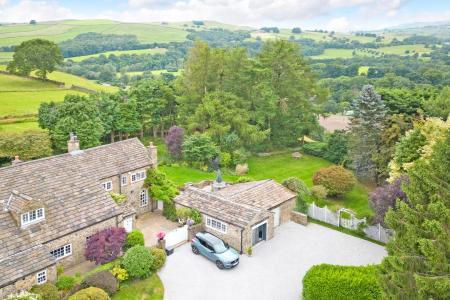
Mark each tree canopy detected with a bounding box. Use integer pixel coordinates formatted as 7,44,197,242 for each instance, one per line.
7,39,63,79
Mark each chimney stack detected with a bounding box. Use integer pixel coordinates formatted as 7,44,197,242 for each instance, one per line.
67,133,80,153
11,155,22,166
148,142,158,167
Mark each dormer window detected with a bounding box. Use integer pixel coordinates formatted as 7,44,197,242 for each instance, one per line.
21,208,45,227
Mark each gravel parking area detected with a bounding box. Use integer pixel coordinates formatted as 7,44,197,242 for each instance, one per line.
159,222,386,300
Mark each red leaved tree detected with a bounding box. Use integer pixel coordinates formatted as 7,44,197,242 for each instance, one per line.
165,126,184,159
85,227,126,265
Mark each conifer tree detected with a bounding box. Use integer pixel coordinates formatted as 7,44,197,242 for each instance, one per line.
379,129,450,299
349,85,386,182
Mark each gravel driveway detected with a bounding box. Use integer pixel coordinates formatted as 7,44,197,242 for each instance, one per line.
159,222,386,300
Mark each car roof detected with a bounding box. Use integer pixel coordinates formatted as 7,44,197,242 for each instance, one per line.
196,231,224,245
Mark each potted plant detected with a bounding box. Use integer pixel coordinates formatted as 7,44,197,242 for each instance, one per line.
246,246,253,257
156,231,166,249
186,218,194,227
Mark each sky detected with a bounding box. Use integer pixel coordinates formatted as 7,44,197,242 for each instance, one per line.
0,0,449,31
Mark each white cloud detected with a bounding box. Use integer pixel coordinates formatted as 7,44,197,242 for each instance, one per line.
326,17,351,32
0,1,74,23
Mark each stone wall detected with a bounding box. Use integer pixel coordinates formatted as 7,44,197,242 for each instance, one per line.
103,166,152,216
44,217,117,269
188,223,204,241
279,198,296,224
291,211,308,225
0,265,56,299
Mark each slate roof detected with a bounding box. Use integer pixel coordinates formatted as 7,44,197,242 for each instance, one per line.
0,244,55,288
215,179,296,210
0,138,152,287
175,187,271,228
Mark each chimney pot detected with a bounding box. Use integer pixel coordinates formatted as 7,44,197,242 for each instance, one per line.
68,133,80,153
11,155,22,166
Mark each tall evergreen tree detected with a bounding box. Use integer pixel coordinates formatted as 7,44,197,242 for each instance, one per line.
349,85,386,182
379,128,450,299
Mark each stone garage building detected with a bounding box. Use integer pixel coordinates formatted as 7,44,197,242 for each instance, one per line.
174,180,296,253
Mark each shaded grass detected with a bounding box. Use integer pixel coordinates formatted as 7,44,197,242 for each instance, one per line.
112,274,164,300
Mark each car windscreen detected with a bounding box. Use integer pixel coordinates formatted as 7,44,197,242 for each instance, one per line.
212,241,229,254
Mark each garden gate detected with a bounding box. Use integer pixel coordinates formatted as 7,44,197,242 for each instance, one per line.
165,225,188,248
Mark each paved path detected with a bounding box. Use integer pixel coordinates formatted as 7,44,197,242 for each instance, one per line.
159,222,386,300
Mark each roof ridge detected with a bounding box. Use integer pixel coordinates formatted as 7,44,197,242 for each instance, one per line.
0,138,144,171
226,179,273,198
186,187,267,214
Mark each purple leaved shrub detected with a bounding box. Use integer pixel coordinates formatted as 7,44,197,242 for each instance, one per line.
85,227,126,265
165,126,184,160
369,176,409,225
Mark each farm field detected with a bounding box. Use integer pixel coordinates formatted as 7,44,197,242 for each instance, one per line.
0,120,43,133
378,44,430,55
309,44,431,59
43,71,119,92
0,20,188,47
0,52,13,63
67,48,167,62
0,89,85,117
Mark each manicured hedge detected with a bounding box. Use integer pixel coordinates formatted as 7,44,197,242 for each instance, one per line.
302,264,381,300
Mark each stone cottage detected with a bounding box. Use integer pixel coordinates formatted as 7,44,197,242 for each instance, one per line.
174,179,296,253
0,136,157,298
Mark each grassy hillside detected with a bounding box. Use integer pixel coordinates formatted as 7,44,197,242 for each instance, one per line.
67,48,167,62
0,20,188,47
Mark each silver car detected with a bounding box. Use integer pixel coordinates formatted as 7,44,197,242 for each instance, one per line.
191,231,239,269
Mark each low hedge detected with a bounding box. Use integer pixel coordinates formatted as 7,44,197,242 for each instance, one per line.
30,283,59,300
302,264,381,300
302,142,327,158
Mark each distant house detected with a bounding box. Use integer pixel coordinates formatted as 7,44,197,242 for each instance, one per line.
175,179,296,253
0,136,157,298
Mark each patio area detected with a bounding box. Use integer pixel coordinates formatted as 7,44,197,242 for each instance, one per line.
136,211,180,246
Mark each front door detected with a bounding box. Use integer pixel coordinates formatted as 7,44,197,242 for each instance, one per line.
252,223,267,246
124,217,133,233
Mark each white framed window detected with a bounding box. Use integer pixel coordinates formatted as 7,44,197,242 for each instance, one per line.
130,170,146,183
206,216,228,234
121,175,127,186
102,181,112,191
50,244,72,260
36,270,47,284
140,189,148,207
21,208,45,227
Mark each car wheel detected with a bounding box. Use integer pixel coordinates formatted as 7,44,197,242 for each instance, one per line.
216,260,224,269
192,245,200,255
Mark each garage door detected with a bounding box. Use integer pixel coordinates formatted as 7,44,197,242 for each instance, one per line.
272,207,281,227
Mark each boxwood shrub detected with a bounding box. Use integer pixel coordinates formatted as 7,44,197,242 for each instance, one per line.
122,245,154,279
302,142,327,158
125,229,145,250
302,264,381,300
68,287,109,300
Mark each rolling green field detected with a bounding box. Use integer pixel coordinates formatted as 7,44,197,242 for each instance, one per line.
0,120,44,133
377,44,430,55
0,20,188,47
310,44,431,59
44,71,118,92
0,51,13,63
0,89,85,117
67,48,167,62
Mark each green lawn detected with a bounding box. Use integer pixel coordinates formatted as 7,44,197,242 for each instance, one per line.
67,48,167,62
112,274,164,300
159,148,372,217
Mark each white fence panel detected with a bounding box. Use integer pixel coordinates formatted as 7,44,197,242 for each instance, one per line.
165,225,188,247
307,203,392,243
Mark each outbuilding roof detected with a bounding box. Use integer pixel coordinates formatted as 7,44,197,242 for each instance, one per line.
215,179,296,210
175,187,271,228
175,179,295,228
